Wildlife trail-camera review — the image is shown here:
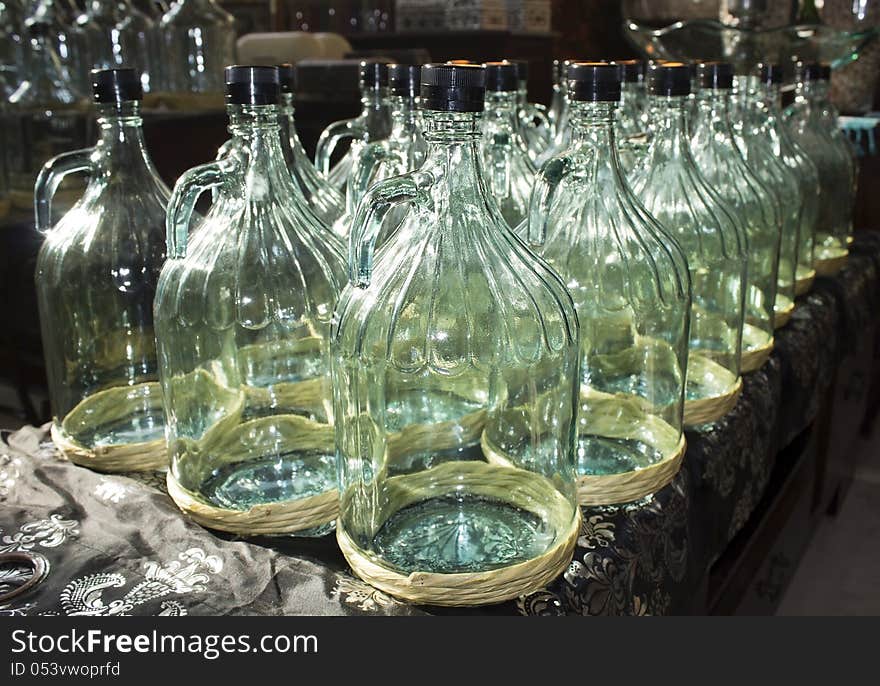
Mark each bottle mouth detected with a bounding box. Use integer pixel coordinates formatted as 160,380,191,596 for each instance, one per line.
420,63,486,113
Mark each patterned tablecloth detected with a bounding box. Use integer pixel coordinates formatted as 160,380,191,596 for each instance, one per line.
2,234,879,617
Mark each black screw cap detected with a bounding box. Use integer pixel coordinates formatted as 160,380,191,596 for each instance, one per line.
420,63,486,112
359,61,389,88
566,62,622,103
388,64,420,97
617,59,645,83
225,65,280,105
277,63,296,94
484,61,519,92
757,62,782,85
697,62,734,89
647,62,690,97
91,68,143,104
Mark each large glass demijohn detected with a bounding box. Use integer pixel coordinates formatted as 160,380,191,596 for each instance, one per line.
528,62,690,478
34,68,168,470
629,63,746,427
157,66,347,536
332,63,580,605
690,62,781,373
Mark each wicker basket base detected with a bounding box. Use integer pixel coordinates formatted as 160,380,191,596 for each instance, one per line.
167,470,338,536
52,382,168,472
795,269,816,296
815,249,849,277
684,375,743,427
773,299,795,329
337,465,580,607
741,326,774,374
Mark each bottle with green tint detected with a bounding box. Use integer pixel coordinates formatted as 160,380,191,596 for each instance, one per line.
332,64,579,604
34,68,167,469
529,62,690,476
754,63,819,297
315,61,392,193
480,61,537,231
156,66,347,537
629,63,746,426
785,62,852,272
341,63,427,238
508,59,551,161
690,62,780,373
277,64,345,229
732,69,800,330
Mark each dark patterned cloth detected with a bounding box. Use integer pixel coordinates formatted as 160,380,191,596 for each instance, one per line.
2,234,879,617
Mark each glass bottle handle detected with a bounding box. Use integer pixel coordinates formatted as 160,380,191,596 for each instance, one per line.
350,170,432,288
527,103,551,130
486,145,511,202
346,145,390,217
527,160,565,246
315,118,361,176
33,147,94,233
166,159,233,259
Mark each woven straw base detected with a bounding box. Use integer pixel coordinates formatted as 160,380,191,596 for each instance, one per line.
52,382,168,472
167,470,338,536
337,463,580,606
815,250,849,277
684,376,743,427
741,326,774,374
576,434,686,506
795,269,816,296
773,299,795,329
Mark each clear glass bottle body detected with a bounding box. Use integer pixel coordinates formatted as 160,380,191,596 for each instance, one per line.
630,93,746,407
156,104,346,535
315,81,392,193
333,109,579,577
279,91,345,228
691,86,780,362
157,0,236,94
342,91,427,236
785,77,852,264
6,26,90,212
0,0,24,98
734,76,800,326
530,100,690,475
35,100,168,449
480,90,536,231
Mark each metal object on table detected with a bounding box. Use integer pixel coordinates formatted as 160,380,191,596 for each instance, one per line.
0,551,50,603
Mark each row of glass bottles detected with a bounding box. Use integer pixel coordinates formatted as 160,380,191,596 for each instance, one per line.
0,0,236,99
34,59,853,601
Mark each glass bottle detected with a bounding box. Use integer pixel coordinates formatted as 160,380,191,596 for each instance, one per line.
333,64,579,603
27,0,84,97
629,63,746,421
690,62,780,372
733,70,801,329
277,63,345,229
341,63,427,238
156,66,347,536
509,59,551,161
6,19,90,213
754,62,819,298
480,61,536,231
538,61,576,166
617,59,646,136
157,0,236,94
0,0,24,99
75,0,154,94
529,62,690,476
785,62,852,272
547,58,570,138
34,68,168,466
315,60,392,193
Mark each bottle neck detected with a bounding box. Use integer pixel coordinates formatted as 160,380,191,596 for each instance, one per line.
569,100,617,145
361,85,390,113
389,94,417,136
483,91,520,131
281,91,296,118
421,110,484,195
94,101,158,177
694,88,736,141
226,104,288,185
645,94,690,152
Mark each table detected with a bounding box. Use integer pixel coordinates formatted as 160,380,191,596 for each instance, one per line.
2,233,878,617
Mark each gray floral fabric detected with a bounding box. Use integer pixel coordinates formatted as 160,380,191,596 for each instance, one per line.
2,234,879,617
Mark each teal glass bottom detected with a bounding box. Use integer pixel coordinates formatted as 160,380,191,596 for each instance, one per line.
372,493,555,574
577,434,665,476
75,414,166,449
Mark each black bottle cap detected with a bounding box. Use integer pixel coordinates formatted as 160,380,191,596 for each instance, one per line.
359,60,389,88
647,62,690,97
484,61,519,92
277,63,296,94
506,59,528,82
757,62,782,85
388,64,420,97
795,61,822,82
566,62,622,102
225,65,280,105
697,62,734,89
420,63,486,112
25,19,50,37
617,59,645,83
91,68,143,103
